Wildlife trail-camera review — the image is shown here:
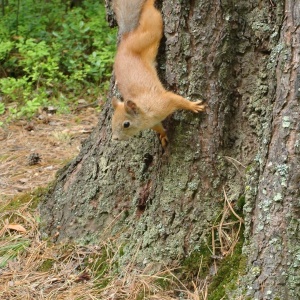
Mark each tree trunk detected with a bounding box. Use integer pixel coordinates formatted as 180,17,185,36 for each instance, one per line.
237,1,300,299
40,0,300,298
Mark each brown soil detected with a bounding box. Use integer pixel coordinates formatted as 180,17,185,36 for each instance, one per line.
0,108,99,202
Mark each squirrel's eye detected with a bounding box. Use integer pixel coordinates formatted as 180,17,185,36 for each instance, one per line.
123,121,130,128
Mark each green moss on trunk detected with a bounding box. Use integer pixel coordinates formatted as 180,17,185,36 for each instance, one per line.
208,239,247,300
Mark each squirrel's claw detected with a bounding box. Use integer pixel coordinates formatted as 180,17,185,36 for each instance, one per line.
191,100,206,113
159,134,169,149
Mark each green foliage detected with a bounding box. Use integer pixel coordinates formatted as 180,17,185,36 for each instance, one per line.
0,41,14,60
0,102,5,115
0,0,116,119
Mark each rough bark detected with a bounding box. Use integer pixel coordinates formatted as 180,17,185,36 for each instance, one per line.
40,0,300,298
236,1,300,299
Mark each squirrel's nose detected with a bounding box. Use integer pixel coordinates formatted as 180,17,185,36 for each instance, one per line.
112,135,119,141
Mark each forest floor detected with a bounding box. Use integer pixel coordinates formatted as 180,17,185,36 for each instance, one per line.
0,108,109,299
0,107,99,201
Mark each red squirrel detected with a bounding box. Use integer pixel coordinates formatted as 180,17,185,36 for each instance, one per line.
111,0,205,147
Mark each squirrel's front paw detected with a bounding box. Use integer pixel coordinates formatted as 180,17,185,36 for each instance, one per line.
191,100,206,113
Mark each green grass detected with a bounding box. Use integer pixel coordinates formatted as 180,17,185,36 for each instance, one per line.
0,238,30,267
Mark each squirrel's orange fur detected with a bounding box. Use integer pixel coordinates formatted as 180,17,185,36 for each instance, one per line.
112,0,205,147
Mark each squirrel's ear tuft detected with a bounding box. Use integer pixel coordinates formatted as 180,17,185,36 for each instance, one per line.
125,100,140,115
112,97,120,109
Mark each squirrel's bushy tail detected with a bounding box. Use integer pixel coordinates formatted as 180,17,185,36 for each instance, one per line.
113,0,147,36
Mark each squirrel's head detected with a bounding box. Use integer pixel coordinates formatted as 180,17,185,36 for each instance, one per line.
111,97,144,141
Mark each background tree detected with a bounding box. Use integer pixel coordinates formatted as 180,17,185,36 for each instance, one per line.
40,0,300,298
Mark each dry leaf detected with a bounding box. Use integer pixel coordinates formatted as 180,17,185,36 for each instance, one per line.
6,224,27,233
